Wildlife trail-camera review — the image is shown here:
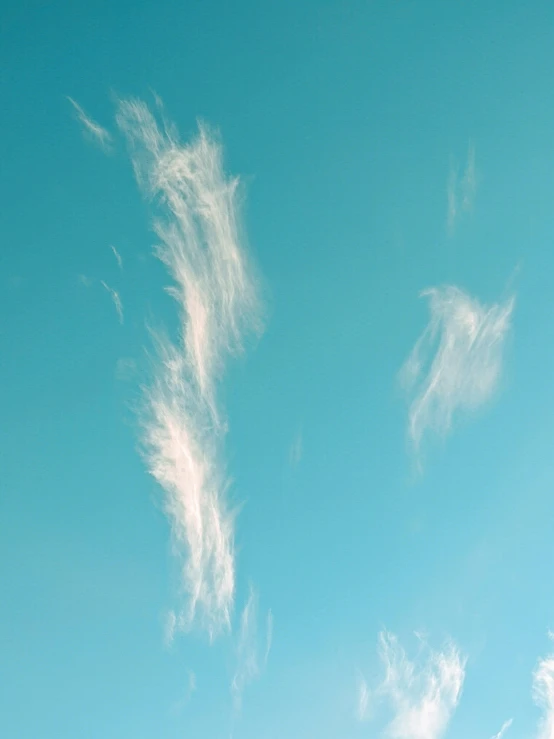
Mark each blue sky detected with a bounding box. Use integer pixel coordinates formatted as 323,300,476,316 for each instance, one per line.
2,1,554,737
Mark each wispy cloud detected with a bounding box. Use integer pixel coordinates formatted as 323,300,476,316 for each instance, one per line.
116,98,262,637
170,668,197,715
357,673,370,721
115,357,136,382
231,588,264,710
230,588,273,711
101,280,124,324
461,142,476,212
366,630,466,739
447,164,458,236
164,609,178,648
67,97,113,151
263,608,273,668
289,430,303,468
111,245,123,269
78,274,93,287
533,647,554,739
490,718,513,739
400,285,514,452
447,142,477,235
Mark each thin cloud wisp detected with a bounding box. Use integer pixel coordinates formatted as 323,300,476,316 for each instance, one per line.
400,285,514,453
116,98,263,638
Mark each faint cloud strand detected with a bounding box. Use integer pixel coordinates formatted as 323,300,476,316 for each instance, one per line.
67,97,113,152
264,609,273,668
232,588,260,710
533,649,554,739
357,674,370,721
115,357,136,382
461,142,476,211
447,141,477,235
447,164,458,236
400,285,514,452
370,631,466,739
490,718,513,739
289,430,303,468
111,245,123,269
78,274,93,287
101,280,124,324
231,588,272,711
116,98,262,638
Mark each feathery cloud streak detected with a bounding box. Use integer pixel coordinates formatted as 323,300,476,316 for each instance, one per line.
357,674,370,721
533,649,554,739
490,718,513,739
101,280,123,323
67,97,113,151
264,608,273,669
447,142,476,235
289,430,303,468
368,631,466,739
231,588,272,710
111,245,123,269
116,98,262,637
231,588,261,709
400,285,514,451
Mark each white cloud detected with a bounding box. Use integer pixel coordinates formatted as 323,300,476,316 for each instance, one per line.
67,97,113,151
490,718,513,739
369,630,466,739
116,98,262,637
447,142,477,235
533,649,554,739
111,245,123,269
400,285,514,452
101,280,124,324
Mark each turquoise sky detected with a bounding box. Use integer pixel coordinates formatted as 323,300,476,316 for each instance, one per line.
3,2,554,738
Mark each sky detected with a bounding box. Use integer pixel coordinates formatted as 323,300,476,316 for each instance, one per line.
2,1,554,737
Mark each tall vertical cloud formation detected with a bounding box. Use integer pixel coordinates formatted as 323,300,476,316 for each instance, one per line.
400,286,514,451
533,650,554,739
116,98,263,637
370,631,466,739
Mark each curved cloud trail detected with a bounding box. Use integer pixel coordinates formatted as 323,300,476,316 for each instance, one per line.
116,98,263,638
367,631,466,739
490,718,513,739
100,280,123,324
400,285,514,452
67,97,113,151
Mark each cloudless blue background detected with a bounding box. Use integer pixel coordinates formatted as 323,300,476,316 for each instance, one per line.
2,1,554,737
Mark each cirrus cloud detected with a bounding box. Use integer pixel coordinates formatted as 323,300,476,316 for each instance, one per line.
116,98,263,638
400,285,514,453
361,631,466,739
